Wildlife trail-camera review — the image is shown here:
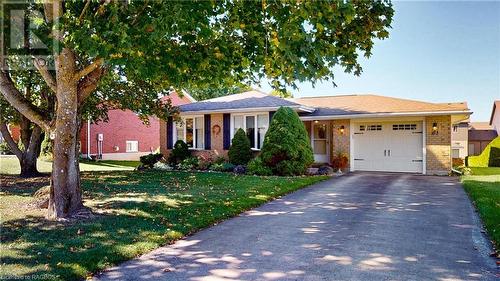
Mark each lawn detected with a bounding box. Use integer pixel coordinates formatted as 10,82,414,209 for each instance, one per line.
0,156,140,174
0,170,328,281
461,167,500,251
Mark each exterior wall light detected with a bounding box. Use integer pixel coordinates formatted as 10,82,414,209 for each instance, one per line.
314,120,319,124
339,125,345,135
432,122,438,135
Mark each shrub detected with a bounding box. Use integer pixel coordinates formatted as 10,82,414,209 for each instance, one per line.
489,147,500,167
332,152,349,171
467,136,500,167
169,140,190,164
233,165,247,175
197,158,212,170
222,162,235,172
214,156,226,165
247,157,273,176
209,163,224,172
140,153,163,168
452,158,464,167
260,107,314,175
228,128,253,165
178,156,199,170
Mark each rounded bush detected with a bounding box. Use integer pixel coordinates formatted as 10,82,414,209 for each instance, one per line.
169,140,190,164
260,107,314,175
228,128,253,165
140,153,163,168
233,165,247,175
247,157,272,176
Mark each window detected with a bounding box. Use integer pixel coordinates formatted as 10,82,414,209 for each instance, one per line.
232,113,269,150
451,149,460,158
366,124,382,131
359,125,366,131
174,116,205,149
392,124,417,131
126,141,138,152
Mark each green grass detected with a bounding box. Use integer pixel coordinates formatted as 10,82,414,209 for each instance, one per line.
0,170,328,280
461,171,500,250
0,156,139,175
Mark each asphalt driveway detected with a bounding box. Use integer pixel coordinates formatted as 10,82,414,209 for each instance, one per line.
95,173,498,281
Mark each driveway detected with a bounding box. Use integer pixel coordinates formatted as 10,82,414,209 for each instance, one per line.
95,173,498,281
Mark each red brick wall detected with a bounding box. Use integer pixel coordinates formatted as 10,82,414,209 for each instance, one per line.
80,110,160,155
81,92,191,156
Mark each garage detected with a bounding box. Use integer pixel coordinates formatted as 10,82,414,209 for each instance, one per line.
351,121,424,173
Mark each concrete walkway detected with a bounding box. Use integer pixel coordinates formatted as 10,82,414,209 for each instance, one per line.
95,173,498,281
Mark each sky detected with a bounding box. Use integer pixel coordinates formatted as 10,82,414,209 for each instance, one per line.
259,1,500,122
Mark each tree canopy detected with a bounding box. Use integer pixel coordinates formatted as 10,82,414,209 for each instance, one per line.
0,0,394,219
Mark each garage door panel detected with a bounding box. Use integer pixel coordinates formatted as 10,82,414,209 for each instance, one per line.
352,121,423,173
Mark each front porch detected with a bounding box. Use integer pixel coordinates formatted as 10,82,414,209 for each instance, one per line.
303,120,350,166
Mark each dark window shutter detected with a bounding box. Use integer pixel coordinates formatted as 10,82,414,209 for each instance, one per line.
166,117,173,149
269,111,275,122
223,113,231,150
204,114,211,150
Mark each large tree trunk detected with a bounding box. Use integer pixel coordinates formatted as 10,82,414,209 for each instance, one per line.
47,48,85,220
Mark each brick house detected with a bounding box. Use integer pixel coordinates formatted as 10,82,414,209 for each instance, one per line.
81,91,194,160
160,91,471,175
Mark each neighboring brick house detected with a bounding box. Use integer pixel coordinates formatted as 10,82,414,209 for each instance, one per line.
468,122,498,156
160,91,471,175
81,92,194,160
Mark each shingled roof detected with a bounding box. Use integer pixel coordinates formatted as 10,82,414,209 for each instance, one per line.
179,91,313,113
293,94,470,117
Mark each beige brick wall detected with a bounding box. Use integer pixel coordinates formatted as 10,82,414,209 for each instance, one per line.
330,120,350,167
426,115,452,175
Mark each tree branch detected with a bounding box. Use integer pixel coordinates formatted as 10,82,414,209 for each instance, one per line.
33,57,57,93
78,0,91,23
74,58,104,81
0,71,51,132
27,125,43,156
0,122,22,159
77,67,105,104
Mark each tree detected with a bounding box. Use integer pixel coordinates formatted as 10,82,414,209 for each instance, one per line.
186,84,253,101
228,128,253,165
270,89,293,98
260,107,314,175
0,1,393,219
0,59,54,177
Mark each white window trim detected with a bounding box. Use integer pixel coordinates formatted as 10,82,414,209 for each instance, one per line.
173,115,205,150
126,140,139,152
230,112,269,150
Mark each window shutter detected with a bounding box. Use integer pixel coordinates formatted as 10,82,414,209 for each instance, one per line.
269,111,275,122
204,114,211,150
166,117,173,149
223,113,230,150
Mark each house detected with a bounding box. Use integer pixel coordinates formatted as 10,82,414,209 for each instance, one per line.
489,100,500,135
81,91,194,160
468,122,498,156
451,121,469,159
160,91,471,175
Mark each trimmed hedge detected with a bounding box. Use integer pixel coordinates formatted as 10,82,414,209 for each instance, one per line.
467,136,500,167
259,106,314,175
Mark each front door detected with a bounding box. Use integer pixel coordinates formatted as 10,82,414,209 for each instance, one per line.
312,121,329,163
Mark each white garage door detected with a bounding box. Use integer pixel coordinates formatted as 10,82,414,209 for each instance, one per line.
352,122,423,173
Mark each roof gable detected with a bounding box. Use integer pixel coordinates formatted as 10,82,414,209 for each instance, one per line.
179,90,309,113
